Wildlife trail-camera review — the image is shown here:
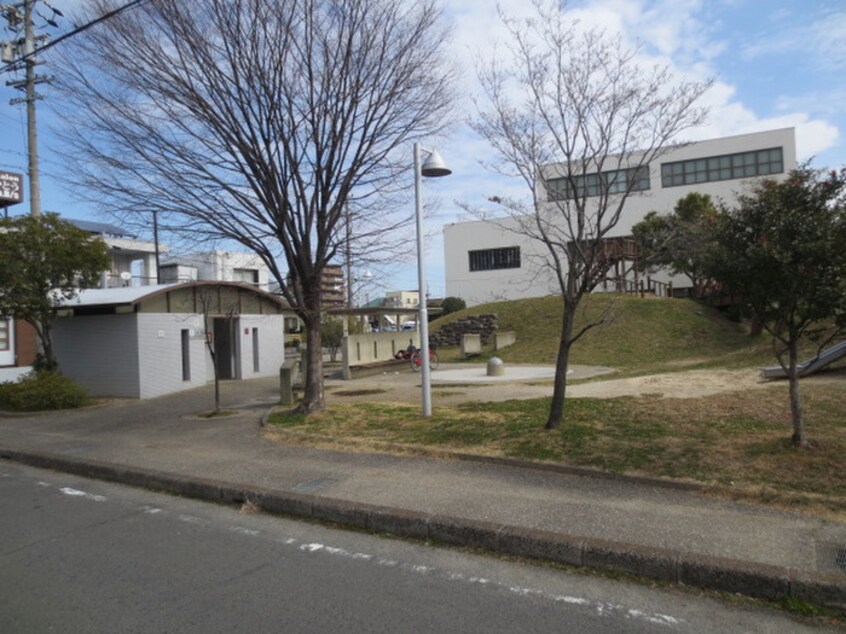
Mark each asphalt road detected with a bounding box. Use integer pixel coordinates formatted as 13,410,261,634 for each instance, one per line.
0,462,833,633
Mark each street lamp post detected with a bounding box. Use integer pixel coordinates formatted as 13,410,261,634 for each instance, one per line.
413,142,451,417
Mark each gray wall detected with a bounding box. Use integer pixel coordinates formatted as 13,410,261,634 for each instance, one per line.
53,313,142,398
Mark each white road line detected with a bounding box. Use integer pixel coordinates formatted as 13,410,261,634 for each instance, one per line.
59,487,106,502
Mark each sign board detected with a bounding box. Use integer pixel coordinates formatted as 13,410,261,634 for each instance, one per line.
0,172,23,205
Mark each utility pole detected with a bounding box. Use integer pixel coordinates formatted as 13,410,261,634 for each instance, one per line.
2,0,58,218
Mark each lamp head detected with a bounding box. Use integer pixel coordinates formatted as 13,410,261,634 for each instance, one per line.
420,149,451,177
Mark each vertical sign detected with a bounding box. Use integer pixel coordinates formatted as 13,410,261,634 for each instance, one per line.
0,172,24,206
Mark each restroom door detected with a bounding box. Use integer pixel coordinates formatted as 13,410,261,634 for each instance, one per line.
213,318,236,380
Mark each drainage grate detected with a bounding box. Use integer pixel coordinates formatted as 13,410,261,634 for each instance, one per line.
817,542,846,575
292,477,338,493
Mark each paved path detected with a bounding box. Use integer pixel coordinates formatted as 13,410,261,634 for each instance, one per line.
1,373,844,606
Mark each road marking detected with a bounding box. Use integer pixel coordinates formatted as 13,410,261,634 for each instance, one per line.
289,539,683,628
59,487,106,502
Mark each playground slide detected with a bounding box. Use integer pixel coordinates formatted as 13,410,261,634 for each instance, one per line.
760,341,846,379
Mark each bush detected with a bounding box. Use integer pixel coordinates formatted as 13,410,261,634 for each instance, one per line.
0,371,90,411
441,296,467,316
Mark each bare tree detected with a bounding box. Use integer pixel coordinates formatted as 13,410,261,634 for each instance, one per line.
53,0,455,412
471,1,710,429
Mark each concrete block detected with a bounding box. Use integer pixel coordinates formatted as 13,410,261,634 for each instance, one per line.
427,514,502,550
790,570,846,609
367,508,431,539
310,497,372,529
461,333,482,357
279,366,294,405
494,331,516,350
498,526,583,567
581,538,679,582
257,490,314,518
679,555,790,599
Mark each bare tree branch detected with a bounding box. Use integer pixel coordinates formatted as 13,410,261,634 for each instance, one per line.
470,0,711,429
52,0,456,412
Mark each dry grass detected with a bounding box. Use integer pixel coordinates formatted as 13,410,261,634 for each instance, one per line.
267,376,846,518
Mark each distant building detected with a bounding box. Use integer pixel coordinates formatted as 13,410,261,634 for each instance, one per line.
321,264,346,306
444,128,797,305
66,218,166,288
160,250,270,291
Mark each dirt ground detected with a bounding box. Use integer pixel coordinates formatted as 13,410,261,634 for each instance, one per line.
324,365,846,407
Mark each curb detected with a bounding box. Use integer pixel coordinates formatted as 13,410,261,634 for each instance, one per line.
2,446,844,609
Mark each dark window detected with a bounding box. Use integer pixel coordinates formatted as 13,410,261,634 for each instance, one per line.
546,166,650,201
661,147,783,188
469,247,521,272
252,328,260,372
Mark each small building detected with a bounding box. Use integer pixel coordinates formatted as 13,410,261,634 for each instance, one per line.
53,281,287,399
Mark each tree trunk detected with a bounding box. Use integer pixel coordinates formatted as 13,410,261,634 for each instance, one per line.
546,301,576,430
787,338,806,447
37,319,58,372
298,314,325,413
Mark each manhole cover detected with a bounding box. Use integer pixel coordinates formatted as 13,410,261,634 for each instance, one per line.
817,543,846,575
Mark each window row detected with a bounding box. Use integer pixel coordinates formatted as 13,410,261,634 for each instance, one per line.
546,167,650,201
661,147,783,188
469,247,521,272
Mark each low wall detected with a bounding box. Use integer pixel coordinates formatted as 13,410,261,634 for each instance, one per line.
431,314,498,348
494,331,516,350
341,331,420,380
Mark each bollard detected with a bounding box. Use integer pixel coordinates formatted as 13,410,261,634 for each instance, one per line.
486,356,505,377
279,366,294,405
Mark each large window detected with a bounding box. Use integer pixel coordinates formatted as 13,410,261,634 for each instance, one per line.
546,166,650,201
469,247,521,272
661,147,783,188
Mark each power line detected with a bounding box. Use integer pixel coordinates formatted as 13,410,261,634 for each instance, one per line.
1,0,147,73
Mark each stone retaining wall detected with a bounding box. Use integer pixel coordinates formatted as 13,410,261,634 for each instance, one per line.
431,314,498,348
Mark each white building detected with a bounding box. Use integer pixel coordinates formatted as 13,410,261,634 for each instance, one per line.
160,250,271,290
444,128,797,306
52,281,286,399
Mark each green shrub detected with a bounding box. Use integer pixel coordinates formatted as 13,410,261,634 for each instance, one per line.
0,371,89,411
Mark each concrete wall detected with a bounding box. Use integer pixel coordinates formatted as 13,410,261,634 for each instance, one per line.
445,128,797,306
235,315,286,380
53,313,142,398
342,331,420,378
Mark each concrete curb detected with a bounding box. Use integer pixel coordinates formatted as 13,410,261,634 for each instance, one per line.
2,446,844,609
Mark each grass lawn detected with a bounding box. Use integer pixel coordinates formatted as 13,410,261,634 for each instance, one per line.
267,295,846,518
267,376,846,518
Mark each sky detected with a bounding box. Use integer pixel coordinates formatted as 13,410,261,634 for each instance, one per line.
1,0,845,298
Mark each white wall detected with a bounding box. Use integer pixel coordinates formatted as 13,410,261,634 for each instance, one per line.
136,313,206,398
342,331,420,374
236,314,286,380
445,128,797,305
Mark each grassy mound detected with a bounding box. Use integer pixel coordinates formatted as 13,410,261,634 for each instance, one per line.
431,294,772,371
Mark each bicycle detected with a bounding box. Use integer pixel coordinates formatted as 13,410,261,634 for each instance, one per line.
409,346,439,372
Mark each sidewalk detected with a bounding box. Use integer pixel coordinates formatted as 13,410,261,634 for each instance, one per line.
1,374,845,608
